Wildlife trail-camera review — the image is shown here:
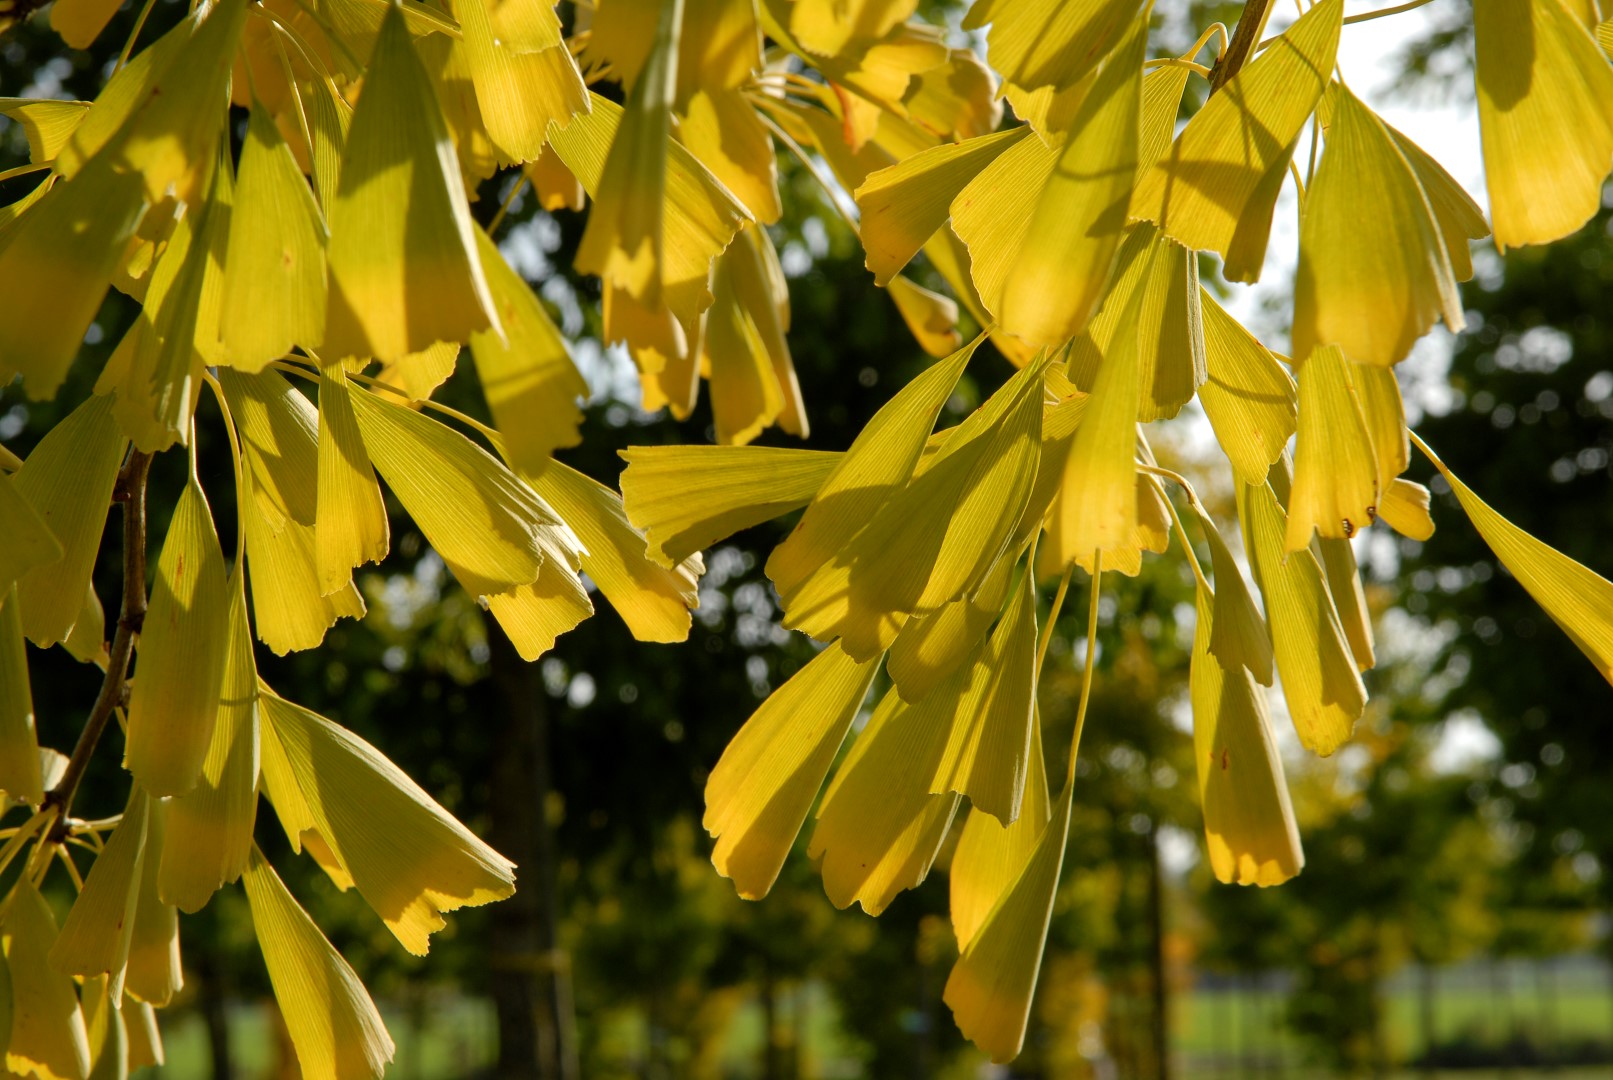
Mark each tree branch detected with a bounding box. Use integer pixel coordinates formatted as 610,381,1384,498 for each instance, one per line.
1209,0,1278,93
43,448,153,841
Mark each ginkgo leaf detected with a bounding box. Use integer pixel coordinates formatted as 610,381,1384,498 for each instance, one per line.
950,129,1059,323
470,229,588,471
619,445,839,566
56,13,187,177
1420,437,1613,685
769,340,975,601
243,848,395,1080
527,460,701,643
6,877,92,1080
1130,0,1343,282
702,237,789,446
809,685,960,915
725,224,808,437
905,46,1003,142
1293,83,1462,368
944,783,1072,1065
373,341,461,403
81,977,127,1080
1240,476,1365,756
1378,477,1435,541
1137,64,1190,172
855,126,1030,286
1286,346,1378,552
451,0,588,163
1318,535,1375,673
792,354,1042,657
1198,291,1296,486
1045,287,1143,566
971,0,1142,98
888,552,1013,703
932,562,1038,822
0,162,146,401
260,690,517,954
13,393,127,648
161,566,260,913
887,275,963,358
525,145,585,211
217,368,319,530
325,2,499,362
679,89,780,225
240,441,367,654
1000,13,1145,346
315,369,390,596
0,587,43,805
220,104,328,372
0,99,89,161
0,471,61,611
123,998,163,1071
306,71,354,215
1064,224,1205,422
125,474,230,796
789,0,915,55
950,715,1050,951
1385,125,1489,282
1474,0,1613,249
704,643,880,899
1189,589,1303,886
61,581,107,668
1188,501,1274,686
51,787,150,998
1354,363,1409,499
485,558,594,660
349,385,560,597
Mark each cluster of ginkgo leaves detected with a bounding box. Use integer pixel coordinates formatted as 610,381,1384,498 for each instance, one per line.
1,0,1612,1070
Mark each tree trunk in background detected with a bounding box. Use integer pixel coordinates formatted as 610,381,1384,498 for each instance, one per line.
487,622,578,1080
1146,823,1171,1080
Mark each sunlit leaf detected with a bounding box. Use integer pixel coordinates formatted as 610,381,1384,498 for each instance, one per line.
0,587,43,805
51,787,150,998
1285,345,1378,551
6,877,92,1080
451,0,587,163
1378,477,1434,542
1197,291,1296,487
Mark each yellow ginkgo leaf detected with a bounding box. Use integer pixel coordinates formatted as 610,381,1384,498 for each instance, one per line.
905,47,1003,142
1137,64,1190,172
1378,477,1435,541
1045,289,1143,567
13,393,127,648
470,229,588,471
125,473,229,797
703,643,880,899
0,99,89,161
855,126,1030,286
943,783,1072,1065
1188,501,1274,686
50,787,150,998
575,0,681,303
1198,291,1296,486
1240,476,1365,756
969,0,1142,98
1294,84,1462,368
1318,535,1375,673
325,2,499,362
349,385,560,597
789,0,915,56
220,104,328,373
1130,0,1342,282
0,162,147,401
306,71,354,215
123,998,163,1071
1286,345,1378,551
1064,224,1205,422
1000,13,1146,346
56,14,188,178
679,89,780,225
526,461,701,643
0,587,44,805
1419,435,1613,685
61,581,107,668
49,0,121,48
1386,125,1489,282
949,715,1050,950
260,691,517,954
949,129,1059,322
372,341,461,404
1354,363,1409,499
768,340,975,601
217,368,319,530
452,0,588,163
808,685,960,915
314,369,391,596
6,877,92,1080
888,275,963,358
932,562,1038,822
1475,0,1613,249
160,566,260,914
242,848,395,1080
525,145,584,211
0,470,62,601
725,224,808,437
702,238,789,447
888,552,1013,703
485,557,594,660
1189,589,1303,886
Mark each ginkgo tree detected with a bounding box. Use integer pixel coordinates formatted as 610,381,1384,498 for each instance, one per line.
1,0,1612,1071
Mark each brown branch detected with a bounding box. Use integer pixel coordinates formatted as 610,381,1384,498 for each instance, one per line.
1208,0,1278,93
43,448,153,841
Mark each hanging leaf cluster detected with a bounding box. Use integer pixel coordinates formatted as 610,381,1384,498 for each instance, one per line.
1,0,1613,1071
